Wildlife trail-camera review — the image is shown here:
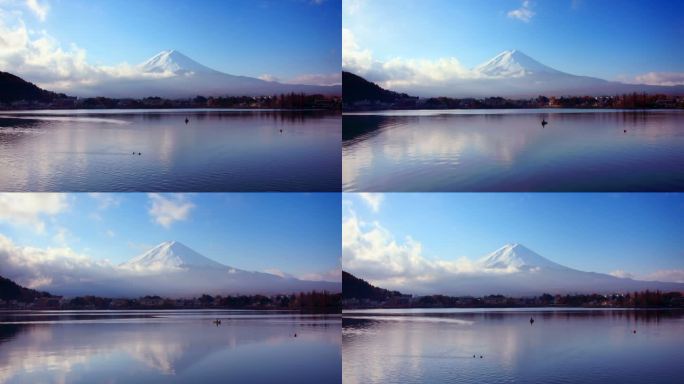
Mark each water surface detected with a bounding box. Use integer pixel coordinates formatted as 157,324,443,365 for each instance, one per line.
0,109,340,191
343,109,684,191
343,308,683,384
0,310,341,383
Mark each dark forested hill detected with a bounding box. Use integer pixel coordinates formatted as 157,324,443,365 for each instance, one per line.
0,275,54,302
342,71,413,103
342,271,405,301
0,71,65,103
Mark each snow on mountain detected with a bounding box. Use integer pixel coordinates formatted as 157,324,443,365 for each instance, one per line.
479,243,568,272
474,49,563,78
120,240,227,271
140,50,219,76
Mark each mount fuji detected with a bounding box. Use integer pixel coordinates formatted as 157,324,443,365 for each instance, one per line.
43,241,340,298
74,50,341,98
396,244,684,296
387,49,684,97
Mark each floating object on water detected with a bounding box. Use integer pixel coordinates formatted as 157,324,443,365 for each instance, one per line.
530,317,534,325
473,355,476,358
633,330,636,334
624,129,627,133
185,117,189,124
294,333,297,337
480,355,483,359
138,152,141,155
541,119,548,126
213,319,221,326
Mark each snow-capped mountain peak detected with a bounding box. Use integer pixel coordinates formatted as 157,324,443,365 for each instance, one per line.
479,243,567,271
139,50,218,76
475,50,564,78
120,240,227,271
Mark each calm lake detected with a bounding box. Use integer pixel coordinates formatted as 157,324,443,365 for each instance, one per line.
0,310,341,384
343,109,684,191
343,308,683,384
0,109,340,191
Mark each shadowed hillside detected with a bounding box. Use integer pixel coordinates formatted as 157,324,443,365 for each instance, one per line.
0,275,54,303
0,71,66,103
342,271,405,301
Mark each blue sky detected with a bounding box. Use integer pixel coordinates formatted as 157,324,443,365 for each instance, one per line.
343,193,684,281
0,193,341,280
0,0,340,85
343,0,684,82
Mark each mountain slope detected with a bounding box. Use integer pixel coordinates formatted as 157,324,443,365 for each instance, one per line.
41,241,341,297
475,50,563,78
386,244,684,296
75,50,341,98
140,50,221,76
384,49,684,97
120,240,227,271
479,243,569,271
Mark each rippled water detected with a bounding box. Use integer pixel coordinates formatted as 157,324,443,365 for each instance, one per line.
0,310,341,384
0,109,340,191
342,109,684,191
342,308,683,384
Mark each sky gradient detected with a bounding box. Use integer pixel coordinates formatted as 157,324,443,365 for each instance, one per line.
0,193,341,281
0,0,341,87
343,0,684,83
343,193,684,283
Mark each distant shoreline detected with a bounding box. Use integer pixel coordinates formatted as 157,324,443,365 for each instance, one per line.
343,306,684,311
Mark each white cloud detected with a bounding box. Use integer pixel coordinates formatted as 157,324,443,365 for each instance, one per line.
147,193,194,229
285,72,341,86
299,267,342,282
105,229,116,238
641,269,684,284
258,74,279,82
342,28,476,89
343,0,365,15
88,193,122,210
359,193,384,212
609,270,634,279
25,0,49,21
263,268,293,278
0,193,68,233
342,205,484,290
629,72,684,86
507,1,535,23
